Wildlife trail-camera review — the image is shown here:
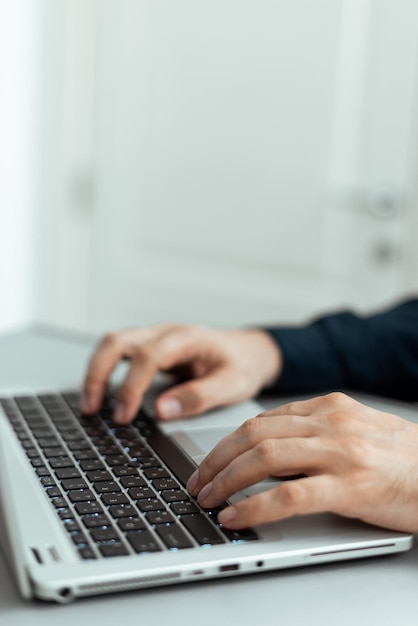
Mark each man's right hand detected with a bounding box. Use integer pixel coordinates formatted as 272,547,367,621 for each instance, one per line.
80,324,282,424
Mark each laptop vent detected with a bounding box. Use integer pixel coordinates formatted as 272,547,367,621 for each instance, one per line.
78,572,181,596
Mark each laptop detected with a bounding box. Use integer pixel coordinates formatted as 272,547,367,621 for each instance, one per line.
0,387,413,603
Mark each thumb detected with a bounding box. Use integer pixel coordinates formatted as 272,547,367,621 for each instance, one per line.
155,371,233,419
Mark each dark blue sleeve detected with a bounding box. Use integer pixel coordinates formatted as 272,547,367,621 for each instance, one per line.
264,298,418,402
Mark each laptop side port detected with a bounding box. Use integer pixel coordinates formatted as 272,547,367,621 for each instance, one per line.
219,564,240,572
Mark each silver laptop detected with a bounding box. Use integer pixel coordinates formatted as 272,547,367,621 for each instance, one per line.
0,388,413,603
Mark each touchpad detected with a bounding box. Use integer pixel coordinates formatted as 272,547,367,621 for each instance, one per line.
170,426,233,463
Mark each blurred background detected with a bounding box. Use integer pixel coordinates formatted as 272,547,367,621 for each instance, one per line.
2,0,418,337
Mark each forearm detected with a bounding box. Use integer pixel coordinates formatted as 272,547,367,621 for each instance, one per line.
264,298,418,402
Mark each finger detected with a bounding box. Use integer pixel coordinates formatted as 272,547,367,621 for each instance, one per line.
187,414,316,495
155,366,251,420
259,395,330,419
114,328,215,423
81,332,132,414
196,437,325,508
217,474,339,528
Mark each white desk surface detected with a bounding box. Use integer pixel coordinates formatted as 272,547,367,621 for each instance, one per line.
1,326,417,625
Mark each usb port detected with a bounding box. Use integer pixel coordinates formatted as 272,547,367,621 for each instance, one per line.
219,564,240,572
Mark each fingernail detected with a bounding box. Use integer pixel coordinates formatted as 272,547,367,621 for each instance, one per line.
218,506,237,526
198,481,213,504
186,469,199,494
159,397,182,420
114,402,127,424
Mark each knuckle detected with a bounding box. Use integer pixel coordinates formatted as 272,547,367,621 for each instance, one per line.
255,438,277,465
100,332,122,350
278,481,305,511
325,391,351,407
239,417,263,442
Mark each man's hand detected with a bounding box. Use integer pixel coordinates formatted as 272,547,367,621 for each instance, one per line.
81,324,281,424
187,392,418,533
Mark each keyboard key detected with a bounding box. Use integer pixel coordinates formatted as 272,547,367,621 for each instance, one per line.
82,514,111,529
171,501,199,516
144,467,170,480
68,489,96,503
61,478,88,491
119,476,146,489
181,515,225,546
136,498,164,513
152,478,180,491
51,496,69,508
40,476,56,487
86,469,113,482
75,501,104,515
108,505,138,519
127,530,162,553
112,465,139,478
161,489,188,503
78,547,97,560
46,486,62,498
156,525,194,550
118,517,147,532
101,493,129,506
55,467,82,480
90,527,120,543
80,459,105,472
50,457,74,469
127,487,155,500
99,543,129,557
93,481,121,494
146,510,175,525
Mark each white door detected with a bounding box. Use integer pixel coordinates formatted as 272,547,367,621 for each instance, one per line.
34,0,418,333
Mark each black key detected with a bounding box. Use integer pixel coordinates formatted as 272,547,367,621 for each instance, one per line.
25,448,40,458
51,497,68,508
128,445,152,457
98,445,121,456
43,447,67,458
94,481,121,494
112,465,138,478
161,489,188,503
90,527,119,542
105,454,127,466
75,501,104,515
63,519,81,533
181,515,225,546
136,498,164,513
99,543,129,557
55,467,82,480
40,476,56,487
127,530,162,553
221,527,258,543
62,478,88,491
82,514,111,529
101,493,129,506
170,501,199,516
143,467,170,480
70,531,88,546
118,517,146,532
36,466,50,477
31,458,44,468
45,486,62,498
37,437,60,448
86,469,113,482
108,504,138,518
128,487,155,500
57,507,74,520
146,510,175,525
152,478,180,491
156,524,194,550
72,449,98,461
66,440,91,451
80,459,105,471
50,457,74,469
68,489,95,503
119,476,146,489
78,547,97,560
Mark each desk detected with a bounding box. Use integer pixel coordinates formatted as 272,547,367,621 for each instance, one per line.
1,327,417,625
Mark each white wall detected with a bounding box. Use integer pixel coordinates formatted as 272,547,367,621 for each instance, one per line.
0,1,40,333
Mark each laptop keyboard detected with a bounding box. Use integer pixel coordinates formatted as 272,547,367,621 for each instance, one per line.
0,392,257,560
